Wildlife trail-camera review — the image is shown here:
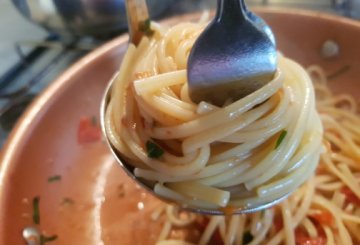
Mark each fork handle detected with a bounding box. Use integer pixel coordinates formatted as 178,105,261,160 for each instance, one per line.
216,0,248,22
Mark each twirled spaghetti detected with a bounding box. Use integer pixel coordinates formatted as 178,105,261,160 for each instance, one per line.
104,20,323,210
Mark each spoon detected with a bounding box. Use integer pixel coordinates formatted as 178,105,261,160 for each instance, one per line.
23,226,40,245
101,0,285,215
187,0,277,106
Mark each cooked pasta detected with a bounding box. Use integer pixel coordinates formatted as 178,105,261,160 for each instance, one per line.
104,19,323,211
150,65,360,245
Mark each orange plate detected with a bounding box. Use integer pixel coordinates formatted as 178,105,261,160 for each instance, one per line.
1,8,360,245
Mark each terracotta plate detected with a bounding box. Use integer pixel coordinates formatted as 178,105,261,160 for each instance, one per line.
1,8,360,245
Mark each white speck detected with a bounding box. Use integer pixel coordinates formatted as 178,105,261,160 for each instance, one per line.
321,40,340,59
22,198,29,204
137,202,145,210
197,101,217,114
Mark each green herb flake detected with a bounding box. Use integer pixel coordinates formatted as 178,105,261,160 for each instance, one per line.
91,116,97,126
32,196,40,225
47,175,61,183
138,18,154,36
62,198,75,205
327,65,350,80
146,140,164,159
40,234,58,245
275,130,288,149
243,231,254,245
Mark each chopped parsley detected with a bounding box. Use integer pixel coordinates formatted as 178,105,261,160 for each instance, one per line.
62,198,75,205
91,116,97,126
327,65,350,80
243,231,254,244
47,175,61,183
77,117,102,144
32,196,40,225
138,18,154,36
40,234,58,245
275,130,288,149
146,140,164,159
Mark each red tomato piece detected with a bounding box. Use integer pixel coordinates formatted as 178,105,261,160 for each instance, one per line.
309,210,333,226
274,215,283,232
77,117,101,144
212,229,223,245
341,186,360,206
295,229,326,245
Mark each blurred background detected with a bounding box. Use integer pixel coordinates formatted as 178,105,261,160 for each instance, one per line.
0,0,359,146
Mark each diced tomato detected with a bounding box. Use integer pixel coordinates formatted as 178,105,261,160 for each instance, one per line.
341,186,360,206
212,229,223,245
195,217,209,232
295,229,326,245
274,215,283,232
309,210,333,226
296,236,326,245
77,117,101,144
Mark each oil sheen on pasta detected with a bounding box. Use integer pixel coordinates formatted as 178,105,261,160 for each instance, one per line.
105,19,323,211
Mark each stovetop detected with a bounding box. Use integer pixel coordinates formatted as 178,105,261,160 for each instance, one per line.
0,0,354,147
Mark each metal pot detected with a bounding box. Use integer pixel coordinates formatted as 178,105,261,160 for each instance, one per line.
11,0,173,37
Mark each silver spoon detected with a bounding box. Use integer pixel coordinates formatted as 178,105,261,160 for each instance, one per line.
101,0,285,215
187,0,277,106
23,226,40,245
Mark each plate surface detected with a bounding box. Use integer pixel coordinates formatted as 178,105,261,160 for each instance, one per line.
1,8,360,245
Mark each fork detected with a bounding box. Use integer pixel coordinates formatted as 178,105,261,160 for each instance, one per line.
101,0,282,216
187,0,277,106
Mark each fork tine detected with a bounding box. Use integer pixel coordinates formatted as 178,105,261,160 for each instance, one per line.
125,0,151,45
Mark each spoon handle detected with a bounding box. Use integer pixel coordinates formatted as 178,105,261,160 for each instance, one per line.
125,0,150,45
216,0,248,22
